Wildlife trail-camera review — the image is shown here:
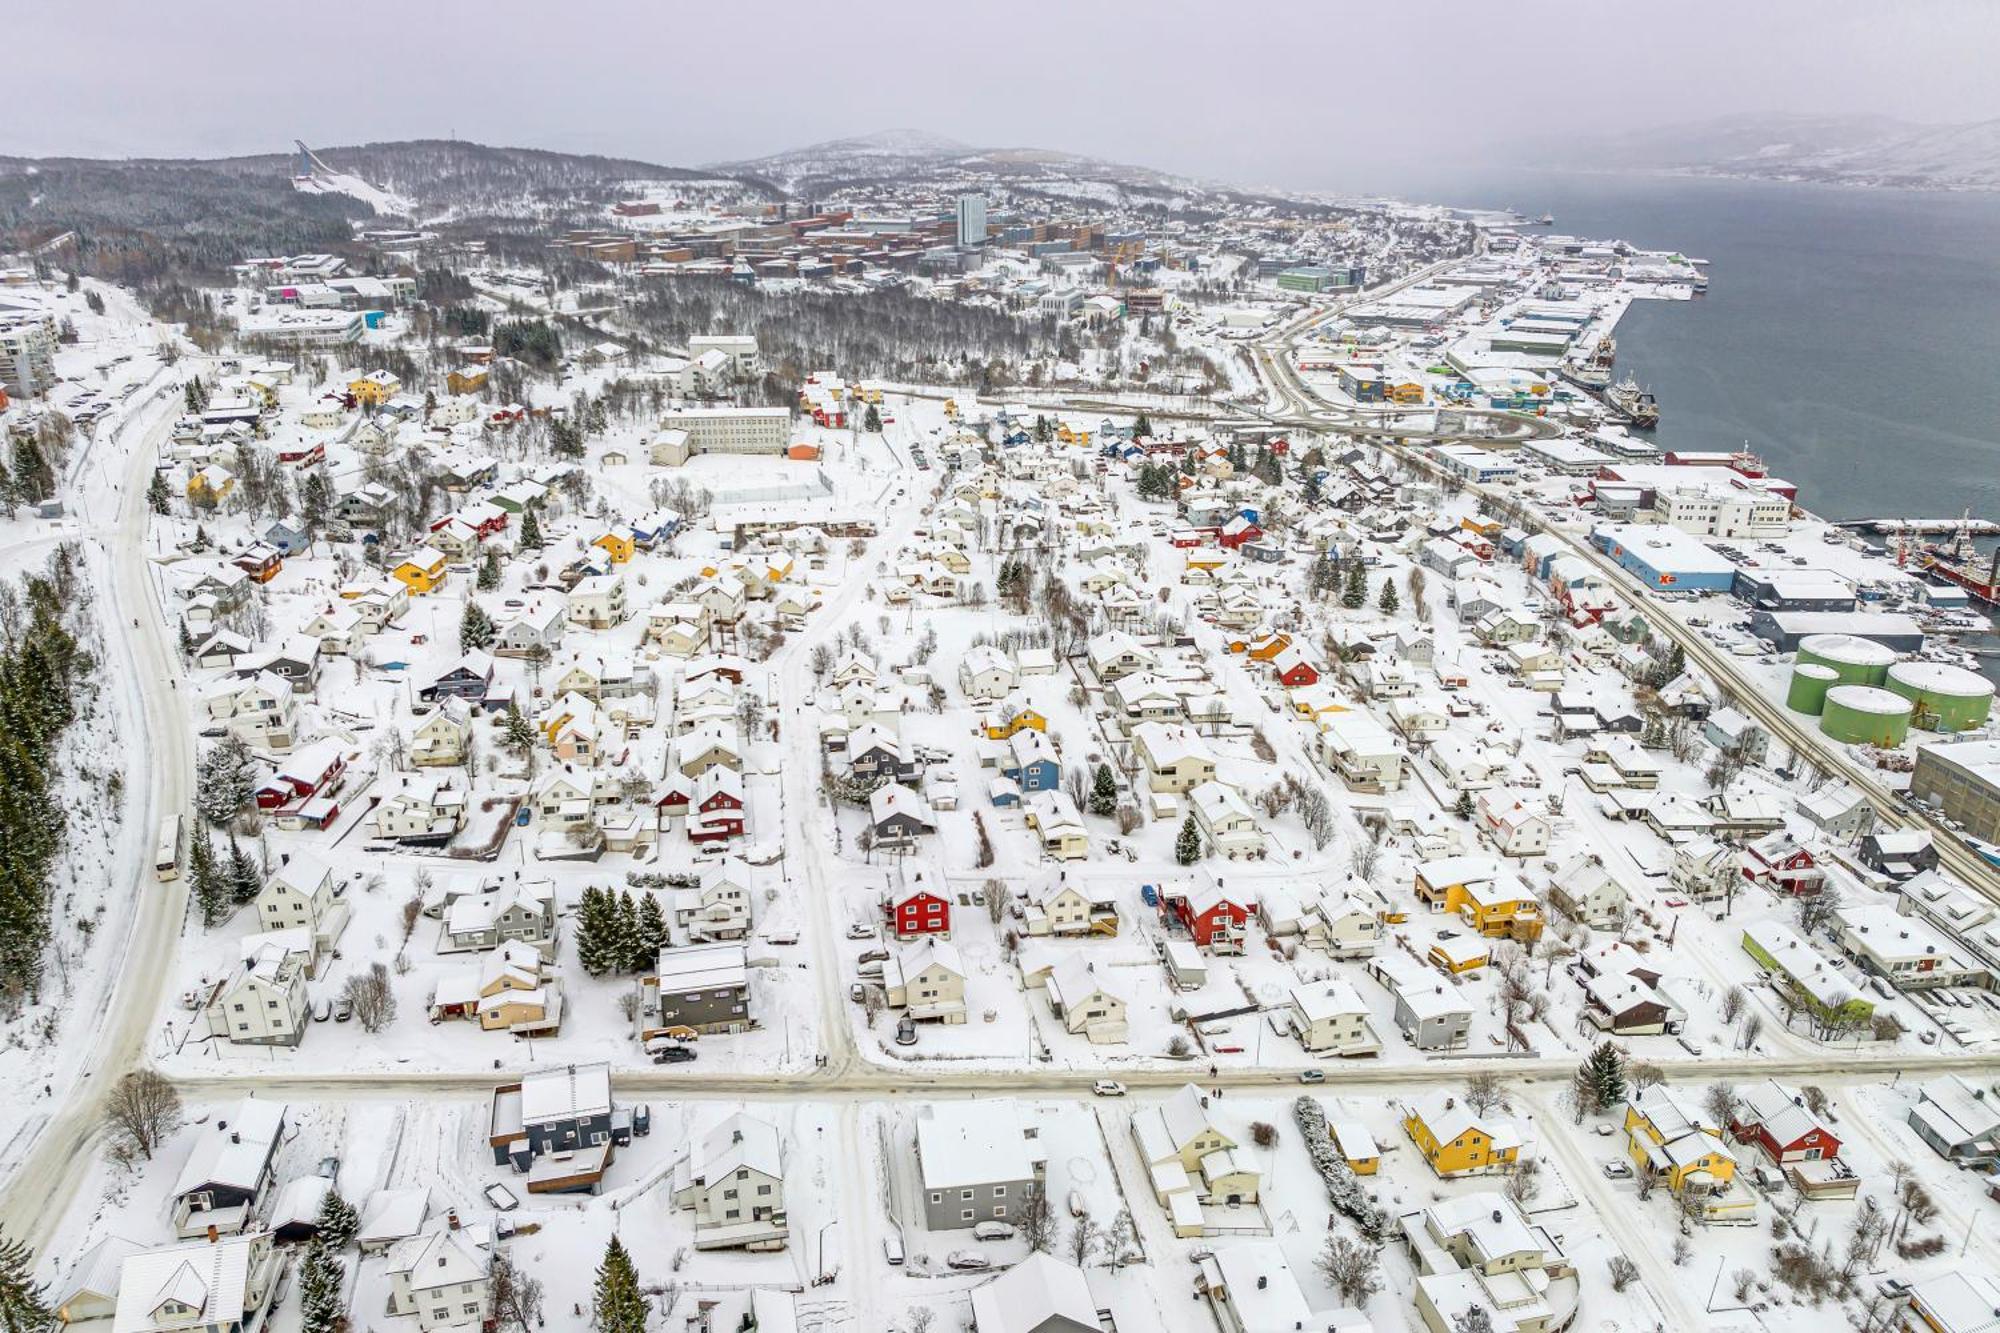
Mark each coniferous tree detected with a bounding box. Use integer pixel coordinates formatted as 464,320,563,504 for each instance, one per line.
0,1227,54,1333
298,1236,344,1333
146,470,171,515
614,890,642,972
1175,813,1202,866
190,825,228,926
1341,560,1367,609
460,602,495,653
225,837,261,903
635,893,668,964
315,1186,360,1249
576,887,616,977
1378,577,1400,615
501,706,537,757
1453,790,1475,821
519,507,543,549
1133,412,1153,439
194,737,255,826
1582,1041,1626,1112
591,1235,646,1333
1089,762,1118,817
477,548,502,591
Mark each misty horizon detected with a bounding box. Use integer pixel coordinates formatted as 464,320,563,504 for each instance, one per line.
6,0,1999,196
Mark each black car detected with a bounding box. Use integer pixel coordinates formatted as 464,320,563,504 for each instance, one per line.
653,1046,697,1064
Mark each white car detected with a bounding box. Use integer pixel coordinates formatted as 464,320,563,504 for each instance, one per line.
1091,1080,1127,1097
946,1251,992,1271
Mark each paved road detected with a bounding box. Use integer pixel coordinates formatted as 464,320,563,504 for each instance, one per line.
0,401,194,1248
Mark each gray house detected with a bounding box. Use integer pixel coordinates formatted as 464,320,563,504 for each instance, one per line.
915,1100,1046,1231
1369,955,1474,1051
638,942,751,1039
489,1062,628,1172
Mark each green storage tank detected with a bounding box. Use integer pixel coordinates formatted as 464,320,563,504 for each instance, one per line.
1820,685,1912,746
1886,661,1996,733
1796,633,1896,686
1786,663,1839,716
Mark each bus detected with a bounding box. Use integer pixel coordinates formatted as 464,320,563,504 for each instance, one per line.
155,813,183,882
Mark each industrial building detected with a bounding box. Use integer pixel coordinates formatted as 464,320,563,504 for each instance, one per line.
1589,523,1737,591
1818,685,1912,747
1910,740,2000,843
1731,569,1858,614
1749,612,1925,655
1885,661,1995,734
1431,445,1519,485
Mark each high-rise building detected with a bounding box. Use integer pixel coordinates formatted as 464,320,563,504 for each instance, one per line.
955,193,987,248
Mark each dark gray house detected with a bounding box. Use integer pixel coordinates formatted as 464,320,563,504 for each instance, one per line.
638,942,751,1039
915,1100,1046,1231
419,650,495,703
489,1062,627,1172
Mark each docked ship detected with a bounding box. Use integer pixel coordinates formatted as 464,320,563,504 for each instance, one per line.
1606,375,1659,428
1919,523,2000,607
1561,335,1617,389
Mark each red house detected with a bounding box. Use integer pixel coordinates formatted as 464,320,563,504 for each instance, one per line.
885,884,952,939
275,440,326,467
688,769,746,843
1271,646,1320,689
1218,516,1264,550
1728,1080,1842,1165
652,775,693,824
1741,831,1825,896
1165,884,1253,954
254,738,347,810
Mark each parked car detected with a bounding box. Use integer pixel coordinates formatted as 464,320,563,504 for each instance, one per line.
945,1251,991,1271
846,922,876,940
882,1235,905,1266
972,1221,1016,1241
1602,1160,1633,1179
653,1046,697,1065
334,997,354,1022
1091,1080,1127,1097
1299,1069,1326,1084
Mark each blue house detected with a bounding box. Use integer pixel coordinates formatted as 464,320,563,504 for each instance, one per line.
1001,730,1061,793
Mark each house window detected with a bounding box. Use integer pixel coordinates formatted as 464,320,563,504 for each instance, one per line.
994,1206,1008,1217
930,1192,943,1204
960,1209,974,1222
993,1185,1007,1198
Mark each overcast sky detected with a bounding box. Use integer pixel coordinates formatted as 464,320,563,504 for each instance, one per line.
8,0,1998,192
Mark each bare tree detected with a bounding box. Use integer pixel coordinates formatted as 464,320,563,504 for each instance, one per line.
1607,1255,1641,1292
1731,1268,1757,1303
1451,1307,1496,1333
1066,1213,1099,1268
106,1069,181,1160
1016,1182,1056,1253
1464,1072,1507,1116
1504,1156,1542,1206
1315,1234,1381,1306
1104,1208,1137,1272
985,877,1007,926
1719,985,1746,1026
906,1307,935,1333
491,1251,544,1333
1702,1082,1737,1130
343,962,397,1033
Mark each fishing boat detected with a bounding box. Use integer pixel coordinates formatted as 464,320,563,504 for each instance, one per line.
1606,375,1659,428
1919,520,2000,607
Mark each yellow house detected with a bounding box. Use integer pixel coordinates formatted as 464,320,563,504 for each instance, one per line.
591,530,635,564
348,370,401,407
1246,633,1292,661
1330,1121,1380,1176
446,366,489,395
1388,379,1425,405
942,398,959,420
1623,1087,1753,1221
982,708,1049,741
1415,857,1545,942
1184,550,1228,573
1403,1093,1523,1177
934,547,972,575
1426,935,1491,975
391,546,450,595
186,464,236,505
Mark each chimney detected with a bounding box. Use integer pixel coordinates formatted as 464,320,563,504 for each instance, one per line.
447,1207,461,1230
230,1131,241,1145
1256,1275,1268,1290
1445,1097,1456,1111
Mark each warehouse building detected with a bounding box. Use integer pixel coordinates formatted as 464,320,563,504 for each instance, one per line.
1589,523,1736,592
1748,611,1925,655
1910,740,2000,844
1731,569,1858,614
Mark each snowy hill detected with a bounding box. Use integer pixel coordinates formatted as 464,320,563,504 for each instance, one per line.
1552,113,2000,190
709,129,1197,199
